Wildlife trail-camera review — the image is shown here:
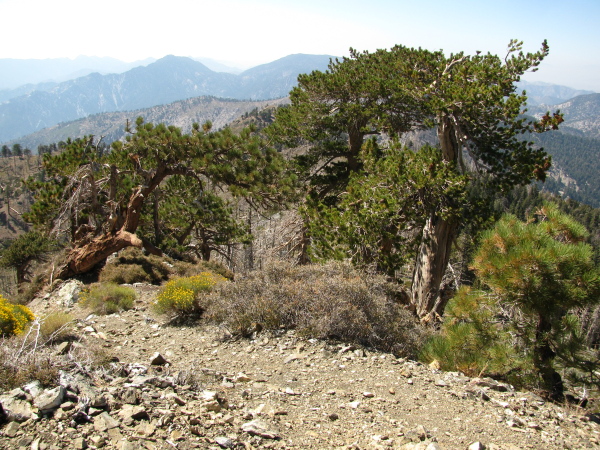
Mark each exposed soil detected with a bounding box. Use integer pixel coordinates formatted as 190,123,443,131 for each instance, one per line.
1,282,599,450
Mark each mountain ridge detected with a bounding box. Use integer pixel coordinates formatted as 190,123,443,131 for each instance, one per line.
0,54,332,143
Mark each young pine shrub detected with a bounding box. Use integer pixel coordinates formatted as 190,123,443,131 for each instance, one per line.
80,283,136,315
420,286,530,380
0,294,34,337
153,272,227,318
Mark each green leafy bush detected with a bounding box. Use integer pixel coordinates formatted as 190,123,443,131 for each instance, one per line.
204,261,427,358
153,272,226,316
0,294,34,336
80,283,136,315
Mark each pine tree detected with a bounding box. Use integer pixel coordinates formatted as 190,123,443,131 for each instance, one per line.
269,40,560,320
470,204,600,400
24,119,295,278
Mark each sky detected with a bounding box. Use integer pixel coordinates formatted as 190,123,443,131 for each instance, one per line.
0,0,598,91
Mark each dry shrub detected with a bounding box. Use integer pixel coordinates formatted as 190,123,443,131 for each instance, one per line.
172,260,234,280
99,247,171,285
205,261,428,358
0,337,60,391
38,311,75,344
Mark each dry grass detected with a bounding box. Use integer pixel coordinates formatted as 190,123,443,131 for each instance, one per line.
204,261,428,358
38,311,75,344
80,283,136,315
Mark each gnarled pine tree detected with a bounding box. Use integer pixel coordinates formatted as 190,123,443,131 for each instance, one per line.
270,40,561,320
25,119,294,278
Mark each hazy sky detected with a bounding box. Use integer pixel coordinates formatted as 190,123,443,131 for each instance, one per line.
0,0,598,91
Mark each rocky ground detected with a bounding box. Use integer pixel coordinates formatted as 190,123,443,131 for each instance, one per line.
1,281,600,450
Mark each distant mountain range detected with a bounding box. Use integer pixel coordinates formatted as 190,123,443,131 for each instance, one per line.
0,56,156,90
0,54,333,143
9,96,289,150
517,81,595,107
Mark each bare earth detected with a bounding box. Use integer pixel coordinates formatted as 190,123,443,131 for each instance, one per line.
1,282,599,450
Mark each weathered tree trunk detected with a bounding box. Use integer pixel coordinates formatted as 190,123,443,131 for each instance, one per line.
57,230,145,279
410,115,460,321
411,213,457,321
57,166,170,279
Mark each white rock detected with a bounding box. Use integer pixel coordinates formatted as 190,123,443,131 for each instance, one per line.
34,386,65,412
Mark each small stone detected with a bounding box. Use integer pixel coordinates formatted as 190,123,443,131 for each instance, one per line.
170,429,184,441
362,392,375,398
214,436,235,448
434,379,448,387
55,341,72,355
4,421,20,437
90,436,106,448
23,381,43,398
150,352,168,365
428,360,441,370
120,387,139,405
389,388,396,395
135,421,156,437
117,404,149,421
72,437,87,449
0,397,33,422
34,386,66,412
338,345,356,354
235,373,252,383
468,442,486,450
94,412,120,432
328,413,339,421
60,401,75,411
348,401,361,409
284,354,301,364
241,419,280,439
166,393,186,406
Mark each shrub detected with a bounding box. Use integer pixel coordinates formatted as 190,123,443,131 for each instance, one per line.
39,311,75,344
99,247,171,285
153,272,227,317
80,283,136,315
0,294,34,336
204,261,428,358
419,286,535,386
172,259,234,280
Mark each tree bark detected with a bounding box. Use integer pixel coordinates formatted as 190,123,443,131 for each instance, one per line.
411,212,457,321
56,164,172,279
410,114,460,321
57,230,145,279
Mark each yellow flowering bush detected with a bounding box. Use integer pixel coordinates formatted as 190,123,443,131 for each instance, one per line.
0,295,34,336
154,272,226,316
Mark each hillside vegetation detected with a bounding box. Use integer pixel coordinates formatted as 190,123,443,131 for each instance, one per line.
1,40,600,419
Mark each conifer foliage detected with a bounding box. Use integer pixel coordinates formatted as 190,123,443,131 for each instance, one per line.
25,119,294,278
269,40,561,319
426,204,600,400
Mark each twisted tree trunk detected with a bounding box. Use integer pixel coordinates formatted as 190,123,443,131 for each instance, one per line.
410,115,460,321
